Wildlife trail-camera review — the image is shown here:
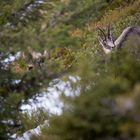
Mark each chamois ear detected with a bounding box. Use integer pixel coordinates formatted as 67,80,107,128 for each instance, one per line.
43,49,50,59
97,27,108,49
43,50,47,56
98,36,105,48
97,27,107,41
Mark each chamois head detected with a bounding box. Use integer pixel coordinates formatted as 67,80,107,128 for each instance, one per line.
22,47,50,70
98,25,115,53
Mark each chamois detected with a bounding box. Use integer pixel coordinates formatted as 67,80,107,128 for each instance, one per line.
98,26,140,54
21,47,49,70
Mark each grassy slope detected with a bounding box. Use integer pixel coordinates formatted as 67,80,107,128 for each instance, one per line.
53,0,140,71
4,0,139,137
10,0,140,75
30,1,140,139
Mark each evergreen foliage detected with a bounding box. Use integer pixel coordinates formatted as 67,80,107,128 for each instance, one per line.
32,42,140,140
0,0,140,139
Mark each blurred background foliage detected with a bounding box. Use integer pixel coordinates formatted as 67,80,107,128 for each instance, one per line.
0,0,140,139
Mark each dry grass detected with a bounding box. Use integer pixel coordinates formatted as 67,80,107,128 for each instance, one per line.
69,1,140,46
87,1,140,30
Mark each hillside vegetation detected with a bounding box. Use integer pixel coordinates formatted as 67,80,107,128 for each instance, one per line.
0,0,140,139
